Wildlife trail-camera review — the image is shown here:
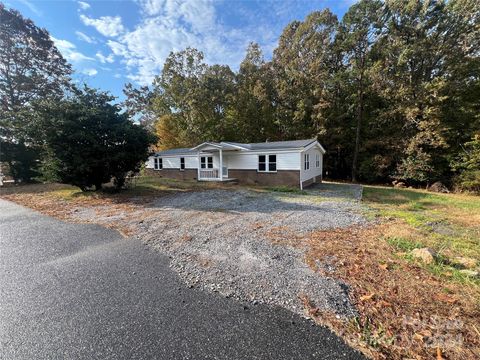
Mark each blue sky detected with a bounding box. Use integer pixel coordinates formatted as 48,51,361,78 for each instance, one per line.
6,0,355,101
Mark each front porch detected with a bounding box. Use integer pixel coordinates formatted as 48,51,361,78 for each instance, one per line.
192,142,240,182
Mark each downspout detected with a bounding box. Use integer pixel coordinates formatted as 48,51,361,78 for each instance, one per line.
299,150,303,190
197,151,201,181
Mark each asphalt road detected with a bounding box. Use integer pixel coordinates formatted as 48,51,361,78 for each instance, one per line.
0,199,364,359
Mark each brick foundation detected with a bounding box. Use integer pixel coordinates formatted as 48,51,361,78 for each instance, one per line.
144,168,197,181
227,169,300,187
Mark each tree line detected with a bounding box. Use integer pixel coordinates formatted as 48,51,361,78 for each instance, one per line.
1,0,479,192
125,0,479,191
0,3,155,190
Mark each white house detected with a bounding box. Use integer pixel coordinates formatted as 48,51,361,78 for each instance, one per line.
145,139,325,189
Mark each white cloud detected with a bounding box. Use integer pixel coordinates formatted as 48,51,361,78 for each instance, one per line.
17,0,43,16
82,0,282,85
78,1,90,10
96,51,115,64
75,31,96,44
51,37,95,63
107,40,128,57
82,68,98,76
108,0,256,84
80,14,125,37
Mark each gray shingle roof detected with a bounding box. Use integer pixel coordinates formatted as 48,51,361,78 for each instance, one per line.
154,139,319,156
224,139,317,150
154,148,196,156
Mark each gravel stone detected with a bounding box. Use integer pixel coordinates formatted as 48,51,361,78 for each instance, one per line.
127,183,368,318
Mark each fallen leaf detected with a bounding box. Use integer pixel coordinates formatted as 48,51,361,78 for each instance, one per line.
378,263,389,271
378,300,393,307
413,333,424,342
434,293,458,304
360,293,375,301
437,347,443,360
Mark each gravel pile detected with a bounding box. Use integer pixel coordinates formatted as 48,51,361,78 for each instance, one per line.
130,185,368,318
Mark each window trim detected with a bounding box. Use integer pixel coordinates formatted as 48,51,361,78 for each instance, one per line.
180,157,185,171
258,154,277,173
315,154,320,168
154,157,159,170
158,157,163,170
304,153,310,171
201,156,213,169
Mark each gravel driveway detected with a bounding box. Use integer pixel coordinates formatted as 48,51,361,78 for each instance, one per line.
126,182,368,318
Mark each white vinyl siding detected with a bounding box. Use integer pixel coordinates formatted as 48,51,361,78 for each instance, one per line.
185,156,197,168
300,147,323,183
163,157,180,169
227,151,300,170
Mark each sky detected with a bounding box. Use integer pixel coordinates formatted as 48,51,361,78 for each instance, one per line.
6,0,355,101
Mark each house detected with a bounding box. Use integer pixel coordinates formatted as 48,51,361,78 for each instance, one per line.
145,139,325,189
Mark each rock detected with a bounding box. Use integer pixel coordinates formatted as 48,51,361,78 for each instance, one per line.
428,181,449,193
394,182,406,188
452,257,478,269
411,248,437,264
459,269,479,278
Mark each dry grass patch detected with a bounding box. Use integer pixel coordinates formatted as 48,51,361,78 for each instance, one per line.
298,224,480,360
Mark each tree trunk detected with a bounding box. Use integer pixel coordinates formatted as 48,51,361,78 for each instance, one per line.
352,82,364,182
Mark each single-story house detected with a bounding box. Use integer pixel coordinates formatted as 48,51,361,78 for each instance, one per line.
145,139,325,189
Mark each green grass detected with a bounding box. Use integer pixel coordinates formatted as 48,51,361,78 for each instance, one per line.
363,185,480,285
265,185,308,195
387,236,424,252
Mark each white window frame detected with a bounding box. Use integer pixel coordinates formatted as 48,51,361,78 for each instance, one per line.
304,153,310,170
158,157,163,170
315,154,320,168
154,157,159,170
180,157,185,171
258,154,277,173
201,156,213,169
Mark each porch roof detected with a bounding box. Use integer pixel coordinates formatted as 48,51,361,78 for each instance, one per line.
190,142,247,151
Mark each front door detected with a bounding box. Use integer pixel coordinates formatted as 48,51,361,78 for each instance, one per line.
222,166,228,178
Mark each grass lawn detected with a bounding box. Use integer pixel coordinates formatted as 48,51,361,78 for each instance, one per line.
363,186,480,280
295,185,480,360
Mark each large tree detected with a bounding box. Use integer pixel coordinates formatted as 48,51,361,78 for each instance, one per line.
0,3,72,182
33,87,156,191
232,43,278,142
339,0,383,181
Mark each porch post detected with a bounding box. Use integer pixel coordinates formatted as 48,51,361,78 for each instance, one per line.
219,148,223,180
197,151,201,180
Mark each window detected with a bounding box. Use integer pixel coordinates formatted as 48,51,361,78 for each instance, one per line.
268,154,276,172
180,157,185,170
154,157,159,170
201,156,213,169
258,154,277,172
315,154,320,168
159,158,163,169
304,153,310,170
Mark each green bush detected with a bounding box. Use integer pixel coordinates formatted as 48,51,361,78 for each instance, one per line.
451,135,480,194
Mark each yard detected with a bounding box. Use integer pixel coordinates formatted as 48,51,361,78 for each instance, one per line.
1,177,479,359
